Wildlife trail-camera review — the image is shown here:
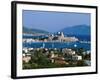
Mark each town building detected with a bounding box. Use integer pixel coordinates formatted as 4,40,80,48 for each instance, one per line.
62,48,75,55
22,54,31,63
72,55,82,60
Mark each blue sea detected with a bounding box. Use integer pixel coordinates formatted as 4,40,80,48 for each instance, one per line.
23,35,91,51
23,42,90,50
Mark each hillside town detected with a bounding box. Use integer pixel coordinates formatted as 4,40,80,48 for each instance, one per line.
22,47,91,69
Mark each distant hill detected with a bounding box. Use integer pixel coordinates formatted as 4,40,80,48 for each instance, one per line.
23,27,49,34
59,25,90,35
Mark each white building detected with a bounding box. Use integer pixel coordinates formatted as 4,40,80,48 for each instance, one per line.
57,32,78,42
23,48,28,53
62,48,75,55
72,55,82,60
22,56,31,63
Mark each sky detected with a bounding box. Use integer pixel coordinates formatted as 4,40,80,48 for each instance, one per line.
23,10,90,33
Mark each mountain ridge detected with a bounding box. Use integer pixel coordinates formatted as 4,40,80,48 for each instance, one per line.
23,25,90,36
59,25,90,36
23,27,49,34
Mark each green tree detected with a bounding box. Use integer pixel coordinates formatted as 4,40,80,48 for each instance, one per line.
77,60,87,66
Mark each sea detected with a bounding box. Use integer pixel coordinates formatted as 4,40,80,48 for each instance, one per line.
23,35,91,51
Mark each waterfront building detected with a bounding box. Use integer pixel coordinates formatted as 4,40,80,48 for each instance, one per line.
23,31,79,42
56,32,78,42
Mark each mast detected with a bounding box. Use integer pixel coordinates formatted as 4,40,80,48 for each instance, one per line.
43,43,45,48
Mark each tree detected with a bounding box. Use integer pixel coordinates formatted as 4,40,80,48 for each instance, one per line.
77,60,87,66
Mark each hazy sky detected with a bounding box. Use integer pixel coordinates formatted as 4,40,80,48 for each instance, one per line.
23,10,90,33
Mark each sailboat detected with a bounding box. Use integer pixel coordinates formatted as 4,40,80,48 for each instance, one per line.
52,42,54,48
42,43,45,48
74,44,77,47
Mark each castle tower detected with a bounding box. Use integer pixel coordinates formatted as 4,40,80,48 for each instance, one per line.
61,32,64,38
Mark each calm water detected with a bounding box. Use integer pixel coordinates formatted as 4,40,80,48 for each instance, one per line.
23,41,90,50
23,35,91,50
